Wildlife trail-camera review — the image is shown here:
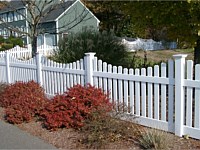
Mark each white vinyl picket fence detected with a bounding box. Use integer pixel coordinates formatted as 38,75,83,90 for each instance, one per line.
0,45,57,59
0,52,200,140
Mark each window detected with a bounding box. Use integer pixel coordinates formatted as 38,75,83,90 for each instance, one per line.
8,12,14,22
3,28,8,38
15,31,18,37
16,27,21,37
21,26,26,36
45,34,56,46
7,30,11,37
14,11,18,21
2,14,7,22
15,10,20,20
37,35,44,47
18,9,25,20
62,32,68,39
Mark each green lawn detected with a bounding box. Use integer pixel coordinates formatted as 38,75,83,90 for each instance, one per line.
130,48,194,63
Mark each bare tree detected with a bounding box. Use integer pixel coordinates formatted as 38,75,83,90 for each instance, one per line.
0,0,92,56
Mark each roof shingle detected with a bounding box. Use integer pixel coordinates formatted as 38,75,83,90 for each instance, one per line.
40,1,75,23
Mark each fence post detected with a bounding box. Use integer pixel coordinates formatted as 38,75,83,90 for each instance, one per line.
36,52,43,86
84,52,96,86
173,54,187,137
5,52,11,84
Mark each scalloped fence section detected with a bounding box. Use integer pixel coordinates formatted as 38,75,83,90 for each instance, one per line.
0,52,200,140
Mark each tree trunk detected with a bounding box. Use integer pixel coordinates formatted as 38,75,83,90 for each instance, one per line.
32,36,37,57
194,37,200,65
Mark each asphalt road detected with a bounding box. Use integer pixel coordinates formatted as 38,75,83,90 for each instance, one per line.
0,120,57,149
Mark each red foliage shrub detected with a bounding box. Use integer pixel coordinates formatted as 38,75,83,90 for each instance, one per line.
0,81,48,124
5,104,33,124
0,81,46,108
40,84,113,130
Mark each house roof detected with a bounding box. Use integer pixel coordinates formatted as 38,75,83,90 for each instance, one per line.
0,0,100,24
40,1,75,23
0,1,25,13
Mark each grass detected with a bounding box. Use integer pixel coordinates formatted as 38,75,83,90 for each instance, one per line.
138,128,171,149
130,48,194,63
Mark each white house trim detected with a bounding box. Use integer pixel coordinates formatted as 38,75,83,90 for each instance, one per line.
25,7,29,45
56,20,59,44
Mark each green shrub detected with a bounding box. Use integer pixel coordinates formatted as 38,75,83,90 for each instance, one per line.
53,29,129,67
0,36,23,51
40,84,113,131
0,48,5,51
0,81,48,124
128,51,163,69
0,36,4,44
8,36,23,47
1,43,13,50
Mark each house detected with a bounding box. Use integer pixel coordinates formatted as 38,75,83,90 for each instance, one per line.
0,0,100,47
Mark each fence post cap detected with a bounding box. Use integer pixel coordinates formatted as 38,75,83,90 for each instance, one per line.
173,54,188,59
85,52,96,56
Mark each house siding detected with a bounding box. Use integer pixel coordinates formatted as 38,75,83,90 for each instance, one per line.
0,0,100,46
57,1,99,34
0,7,29,45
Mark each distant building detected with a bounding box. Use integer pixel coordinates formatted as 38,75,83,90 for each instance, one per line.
0,0,100,46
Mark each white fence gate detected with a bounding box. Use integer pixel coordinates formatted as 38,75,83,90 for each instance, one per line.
0,52,200,140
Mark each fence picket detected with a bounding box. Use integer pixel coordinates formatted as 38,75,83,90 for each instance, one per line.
118,66,123,105
147,67,153,118
58,63,62,94
161,63,167,121
77,61,81,85
154,65,160,120
98,60,103,88
135,68,140,116
141,68,146,117
50,60,54,94
5,52,11,83
93,57,98,88
108,64,113,102
63,64,67,92
43,59,48,94
103,62,108,92
186,60,193,127
73,62,77,85
124,68,128,112
194,64,200,128
69,63,73,88
80,59,84,86
168,59,174,130
129,69,134,114
113,66,118,109
66,64,70,89
53,62,58,94
46,59,50,94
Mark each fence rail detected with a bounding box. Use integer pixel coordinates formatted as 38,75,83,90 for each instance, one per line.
0,52,200,140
